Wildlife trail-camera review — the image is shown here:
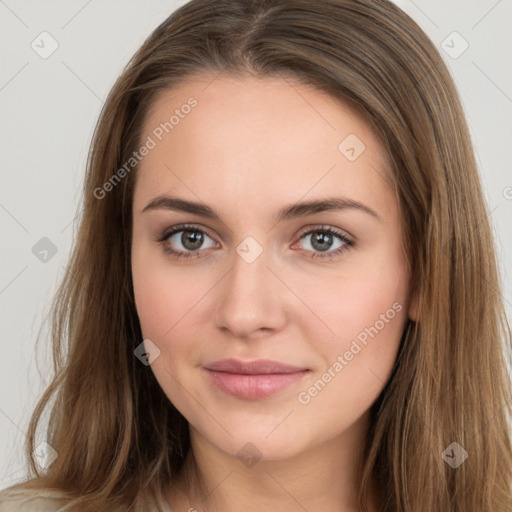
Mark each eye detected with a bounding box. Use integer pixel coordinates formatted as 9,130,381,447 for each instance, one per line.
296,226,353,259
157,224,353,261
158,224,218,259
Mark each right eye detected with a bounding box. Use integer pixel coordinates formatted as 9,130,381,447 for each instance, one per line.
158,224,219,259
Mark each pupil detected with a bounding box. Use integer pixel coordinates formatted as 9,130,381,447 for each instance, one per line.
182,230,203,250
312,232,332,252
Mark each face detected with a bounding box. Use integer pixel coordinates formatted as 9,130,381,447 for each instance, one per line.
131,73,415,462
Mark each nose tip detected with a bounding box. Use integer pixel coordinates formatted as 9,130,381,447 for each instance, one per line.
212,249,288,339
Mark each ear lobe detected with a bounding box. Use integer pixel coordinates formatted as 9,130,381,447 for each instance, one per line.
407,289,419,322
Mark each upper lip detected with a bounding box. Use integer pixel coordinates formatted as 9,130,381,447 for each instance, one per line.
204,358,308,375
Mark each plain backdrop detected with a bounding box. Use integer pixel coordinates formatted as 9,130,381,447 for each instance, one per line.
1,0,511,489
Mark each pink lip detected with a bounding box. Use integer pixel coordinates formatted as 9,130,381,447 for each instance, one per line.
203,358,310,400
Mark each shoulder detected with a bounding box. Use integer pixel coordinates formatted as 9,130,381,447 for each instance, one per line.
0,488,175,511
0,491,67,512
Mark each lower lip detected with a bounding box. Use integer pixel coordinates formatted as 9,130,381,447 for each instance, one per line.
203,369,310,400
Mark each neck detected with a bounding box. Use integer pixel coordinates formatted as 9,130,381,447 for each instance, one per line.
166,412,379,512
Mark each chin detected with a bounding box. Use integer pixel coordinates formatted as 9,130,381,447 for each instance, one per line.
195,421,311,464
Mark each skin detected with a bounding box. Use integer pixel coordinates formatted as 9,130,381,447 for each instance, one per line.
131,72,417,512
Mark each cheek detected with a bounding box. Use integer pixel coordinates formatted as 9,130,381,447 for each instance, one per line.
131,250,214,350
291,262,407,346
132,259,175,340
285,245,410,392
293,273,407,421
131,251,215,425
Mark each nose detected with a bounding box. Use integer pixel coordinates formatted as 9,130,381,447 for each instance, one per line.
213,245,289,339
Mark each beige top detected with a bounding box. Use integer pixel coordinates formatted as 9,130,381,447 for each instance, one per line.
0,492,175,511
0,495,63,512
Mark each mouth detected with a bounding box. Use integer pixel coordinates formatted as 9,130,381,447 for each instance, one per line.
203,358,311,400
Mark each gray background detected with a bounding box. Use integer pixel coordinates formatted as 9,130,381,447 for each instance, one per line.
1,0,511,488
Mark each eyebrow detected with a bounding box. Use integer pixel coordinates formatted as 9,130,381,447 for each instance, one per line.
141,195,381,222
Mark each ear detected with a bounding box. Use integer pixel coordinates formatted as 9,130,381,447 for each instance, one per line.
407,288,419,322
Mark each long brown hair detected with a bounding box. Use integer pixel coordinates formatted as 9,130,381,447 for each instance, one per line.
1,0,511,510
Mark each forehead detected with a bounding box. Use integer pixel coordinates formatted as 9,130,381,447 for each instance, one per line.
134,73,394,218
142,72,379,155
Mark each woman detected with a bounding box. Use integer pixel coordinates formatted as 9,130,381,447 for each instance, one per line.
1,0,511,511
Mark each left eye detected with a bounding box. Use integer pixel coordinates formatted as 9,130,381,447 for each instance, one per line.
298,229,349,253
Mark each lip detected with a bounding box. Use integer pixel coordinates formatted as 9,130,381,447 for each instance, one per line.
203,358,310,400
204,358,307,374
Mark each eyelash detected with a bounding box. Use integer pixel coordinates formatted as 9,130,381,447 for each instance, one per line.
156,223,353,261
